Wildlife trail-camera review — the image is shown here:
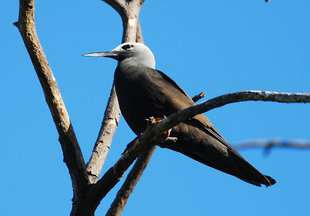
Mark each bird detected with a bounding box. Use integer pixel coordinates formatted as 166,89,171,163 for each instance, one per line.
84,42,276,187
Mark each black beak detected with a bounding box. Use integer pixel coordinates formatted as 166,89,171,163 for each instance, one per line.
83,50,119,59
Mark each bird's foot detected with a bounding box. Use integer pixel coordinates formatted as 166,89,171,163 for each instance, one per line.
145,116,173,138
164,137,178,142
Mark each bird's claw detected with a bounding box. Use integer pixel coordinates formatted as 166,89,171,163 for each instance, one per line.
145,116,172,138
164,137,178,142
145,116,156,125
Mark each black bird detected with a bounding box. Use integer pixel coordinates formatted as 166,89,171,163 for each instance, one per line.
84,42,276,187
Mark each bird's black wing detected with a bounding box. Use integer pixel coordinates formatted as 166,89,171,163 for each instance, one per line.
154,69,226,140
150,69,275,186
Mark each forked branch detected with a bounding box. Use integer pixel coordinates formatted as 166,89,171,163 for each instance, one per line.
83,90,310,214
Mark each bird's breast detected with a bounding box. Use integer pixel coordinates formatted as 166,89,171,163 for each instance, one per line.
114,65,167,134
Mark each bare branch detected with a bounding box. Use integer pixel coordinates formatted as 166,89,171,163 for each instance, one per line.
136,19,144,43
87,85,120,183
74,132,161,215
162,91,310,130
151,91,310,141
192,92,206,102
84,118,168,214
235,140,310,155
86,0,146,184
127,0,146,5
79,90,310,214
106,146,156,216
15,0,89,203
103,0,127,17
84,1,148,214
123,1,143,42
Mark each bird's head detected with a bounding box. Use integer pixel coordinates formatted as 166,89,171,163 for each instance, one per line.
83,42,156,69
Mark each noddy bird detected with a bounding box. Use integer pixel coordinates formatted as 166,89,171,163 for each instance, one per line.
84,42,276,187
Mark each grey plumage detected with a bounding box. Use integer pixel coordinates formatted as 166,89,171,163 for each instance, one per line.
84,42,276,187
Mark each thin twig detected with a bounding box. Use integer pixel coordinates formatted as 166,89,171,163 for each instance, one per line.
235,140,310,155
192,92,206,102
14,0,89,204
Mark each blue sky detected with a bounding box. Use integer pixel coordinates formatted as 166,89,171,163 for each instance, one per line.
2,0,310,215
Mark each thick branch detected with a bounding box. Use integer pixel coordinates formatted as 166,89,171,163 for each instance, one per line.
15,0,89,203
103,0,143,42
135,19,144,43
81,90,310,213
103,0,127,17
82,120,165,214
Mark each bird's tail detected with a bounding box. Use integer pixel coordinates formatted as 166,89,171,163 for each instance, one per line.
160,122,276,187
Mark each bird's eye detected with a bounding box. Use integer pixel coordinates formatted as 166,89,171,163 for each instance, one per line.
122,44,134,51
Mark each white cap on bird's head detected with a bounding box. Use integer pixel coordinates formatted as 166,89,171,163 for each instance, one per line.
83,42,156,69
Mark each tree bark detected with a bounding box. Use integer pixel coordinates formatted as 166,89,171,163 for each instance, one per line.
106,146,156,216
14,0,89,205
87,85,120,183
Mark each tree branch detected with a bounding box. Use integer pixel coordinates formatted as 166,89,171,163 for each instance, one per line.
86,0,146,184
154,91,310,139
105,146,156,216
87,85,120,183
192,92,206,102
135,19,144,43
81,118,165,215
82,1,149,214
235,140,310,155
103,0,127,18
14,0,89,204
80,90,310,214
